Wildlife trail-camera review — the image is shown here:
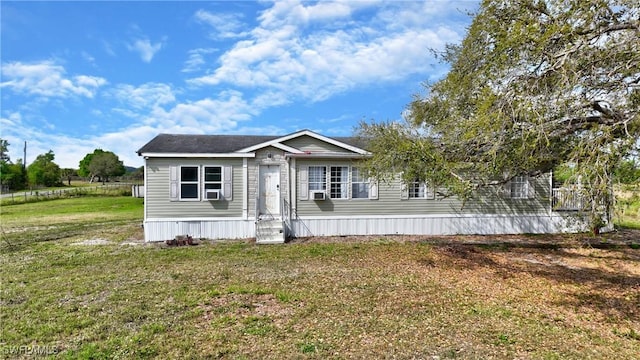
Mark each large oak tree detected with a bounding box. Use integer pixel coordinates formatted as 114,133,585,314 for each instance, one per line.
78,149,125,183
358,0,639,225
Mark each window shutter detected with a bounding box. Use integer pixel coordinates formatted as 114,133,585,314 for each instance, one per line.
369,179,378,200
400,182,409,200
527,176,536,199
169,165,179,201
223,165,233,201
502,180,512,198
299,165,308,200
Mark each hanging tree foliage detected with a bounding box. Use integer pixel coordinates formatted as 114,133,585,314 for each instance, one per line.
358,0,639,220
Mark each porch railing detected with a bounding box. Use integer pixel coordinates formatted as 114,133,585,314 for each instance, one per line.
552,187,587,211
282,197,291,238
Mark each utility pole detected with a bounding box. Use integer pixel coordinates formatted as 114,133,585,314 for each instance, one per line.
23,141,27,170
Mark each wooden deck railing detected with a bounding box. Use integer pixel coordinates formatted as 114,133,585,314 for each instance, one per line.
552,188,587,211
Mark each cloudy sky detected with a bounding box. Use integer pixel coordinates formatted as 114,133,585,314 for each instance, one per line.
1,1,476,168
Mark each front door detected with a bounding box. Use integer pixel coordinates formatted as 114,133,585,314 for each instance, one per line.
259,165,280,218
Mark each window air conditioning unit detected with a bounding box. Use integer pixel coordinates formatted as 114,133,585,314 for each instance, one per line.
311,190,326,201
205,189,221,201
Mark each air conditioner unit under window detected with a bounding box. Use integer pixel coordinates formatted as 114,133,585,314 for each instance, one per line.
311,190,326,201
205,189,221,201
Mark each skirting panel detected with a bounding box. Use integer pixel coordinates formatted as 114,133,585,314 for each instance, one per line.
290,214,588,238
144,219,254,242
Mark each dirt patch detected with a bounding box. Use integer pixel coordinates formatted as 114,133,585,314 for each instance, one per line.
71,238,111,246
197,293,299,330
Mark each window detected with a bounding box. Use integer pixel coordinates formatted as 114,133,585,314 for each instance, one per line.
330,166,349,199
180,166,199,199
408,181,435,199
308,166,326,191
351,167,369,199
204,166,222,191
510,175,529,199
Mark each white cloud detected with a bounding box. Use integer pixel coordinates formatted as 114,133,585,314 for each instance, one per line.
81,51,97,66
110,83,176,109
194,9,249,39
0,60,107,98
146,91,255,133
127,37,165,63
257,0,356,28
188,1,466,105
182,48,217,73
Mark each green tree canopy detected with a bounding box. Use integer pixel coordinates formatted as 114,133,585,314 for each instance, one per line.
88,151,126,184
614,159,640,184
27,150,62,187
358,0,639,222
78,149,105,179
0,140,28,191
0,139,10,163
79,149,125,182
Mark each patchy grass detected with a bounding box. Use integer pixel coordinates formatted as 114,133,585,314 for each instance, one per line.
1,197,639,359
0,196,143,249
615,189,640,229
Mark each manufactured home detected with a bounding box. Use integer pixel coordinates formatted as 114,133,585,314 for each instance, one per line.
136,130,589,243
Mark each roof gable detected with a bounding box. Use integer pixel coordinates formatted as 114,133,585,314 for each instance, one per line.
237,130,368,155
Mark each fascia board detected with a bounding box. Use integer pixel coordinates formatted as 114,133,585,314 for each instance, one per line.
140,152,256,158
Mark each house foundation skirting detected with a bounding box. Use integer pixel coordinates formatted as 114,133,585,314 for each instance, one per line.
289,213,589,238
144,213,590,242
144,218,254,242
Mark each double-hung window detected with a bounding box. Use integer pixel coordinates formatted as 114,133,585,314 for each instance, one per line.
330,166,349,199
408,181,435,199
204,166,222,191
308,166,327,192
510,175,529,199
351,167,369,199
180,166,199,200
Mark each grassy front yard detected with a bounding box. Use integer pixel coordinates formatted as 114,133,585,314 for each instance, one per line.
1,197,639,359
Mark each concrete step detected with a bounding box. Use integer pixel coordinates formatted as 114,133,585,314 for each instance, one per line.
256,219,285,244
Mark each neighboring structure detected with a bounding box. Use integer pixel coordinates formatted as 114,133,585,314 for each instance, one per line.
136,129,590,244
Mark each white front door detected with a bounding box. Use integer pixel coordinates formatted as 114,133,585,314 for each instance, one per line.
259,165,280,218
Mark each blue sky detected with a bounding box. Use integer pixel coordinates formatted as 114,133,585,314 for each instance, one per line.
1,1,476,168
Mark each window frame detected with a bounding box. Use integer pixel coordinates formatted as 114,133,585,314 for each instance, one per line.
203,166,223,192
308,165,327,192
350,166,369,199
179,165,200,201
408,181,435,200
329,165,349,199
510,175,529,199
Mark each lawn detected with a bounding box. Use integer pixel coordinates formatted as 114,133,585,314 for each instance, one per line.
1,197,639,359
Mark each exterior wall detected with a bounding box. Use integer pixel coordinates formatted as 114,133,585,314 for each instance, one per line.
293,159,552,217
145,157,243,219
142,135,588,242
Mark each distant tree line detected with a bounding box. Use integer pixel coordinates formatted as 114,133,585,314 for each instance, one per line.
0,139,143,192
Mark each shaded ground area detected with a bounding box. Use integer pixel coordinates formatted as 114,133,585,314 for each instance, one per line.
292,228,640,248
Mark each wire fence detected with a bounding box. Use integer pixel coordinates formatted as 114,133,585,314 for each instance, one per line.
1,184,138,205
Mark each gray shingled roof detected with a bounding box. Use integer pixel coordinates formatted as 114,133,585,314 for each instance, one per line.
137,132,366,154
136,134,279,154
